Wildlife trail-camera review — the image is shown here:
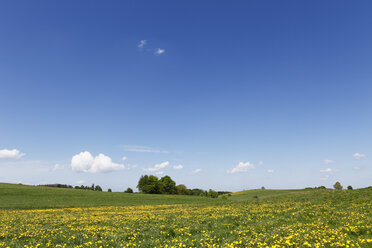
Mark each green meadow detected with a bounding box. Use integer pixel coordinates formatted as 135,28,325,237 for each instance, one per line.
0,183,371,247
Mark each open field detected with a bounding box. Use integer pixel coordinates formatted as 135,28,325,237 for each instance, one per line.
0,183,220,209
0,184,371,247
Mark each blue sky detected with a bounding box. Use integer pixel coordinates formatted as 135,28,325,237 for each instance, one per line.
0,1,371,191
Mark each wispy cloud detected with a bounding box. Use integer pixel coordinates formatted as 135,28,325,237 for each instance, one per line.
51,163,65,172
192,168,201,174
124,145,168,154
323,159,334,165
0,149,25,160
143,161,169,172
138,40,147,48
320,168,334,173
320,174,330,181
267,169,275,174
173,164,183,170
227,161,255,174
155,48,165,55
353,153,365,159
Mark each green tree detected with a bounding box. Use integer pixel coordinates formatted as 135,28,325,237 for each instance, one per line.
159,175,176,194
95,185,102,191
107,188,112,192
333,181,343,190
208,189,219,198
176,184,188,195
347,185,353,190
137,175,149,192
124,187,133,193
137,175,160,194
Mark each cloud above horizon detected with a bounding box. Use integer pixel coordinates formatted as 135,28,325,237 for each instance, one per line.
192,168,201,174
173,164,183,170
227,161,255,174
143,161,169,172
0,149,25,160
353,153,365,159
320,168,334,173
52,163,65,172
155,48,165,55
323,159,334,165
71,151,126,173
138,40,146,48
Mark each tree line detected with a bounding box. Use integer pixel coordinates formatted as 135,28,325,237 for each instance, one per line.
137,175,219,198
38,183,107,192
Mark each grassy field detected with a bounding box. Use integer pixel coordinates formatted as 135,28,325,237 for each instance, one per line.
0,183,371,247
0,183,220,209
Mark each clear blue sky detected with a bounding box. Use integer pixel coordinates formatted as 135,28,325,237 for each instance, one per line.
0,0,371,191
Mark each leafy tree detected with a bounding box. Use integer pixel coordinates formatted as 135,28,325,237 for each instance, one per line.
124,187,133,193
333,181,343,190
137,175,160,194
108,188,112,192
191,188,206,196
137,175,149,192
95,185,102,191
208,189,219,198
159,176,176,194
176,184,188,195
261,186,265,190
347,185,353,190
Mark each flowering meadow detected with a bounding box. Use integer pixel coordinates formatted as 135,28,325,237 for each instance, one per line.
0,187,371,247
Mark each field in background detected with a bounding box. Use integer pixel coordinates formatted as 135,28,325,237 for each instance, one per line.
0,183,220,209
0,183,371,247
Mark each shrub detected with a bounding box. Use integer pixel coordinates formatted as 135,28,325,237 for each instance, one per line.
208,189,219,198
124,187,133,193
333,181,343,190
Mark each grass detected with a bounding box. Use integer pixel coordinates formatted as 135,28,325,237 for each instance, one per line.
0,183,221,209
0,183,371,247
227,188,308,201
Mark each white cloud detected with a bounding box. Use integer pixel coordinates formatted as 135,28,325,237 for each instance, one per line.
124,145,168,153
353,153,365,159
128,164,137,168
353,166,366,171
192,168,201,174
138,40,147,48
155,48,165,55
267,169,275,174
257,161,264,166
156,171,164,175
71,151,126,173
227,161,255,174
52,163,65,172
0,149,25,160
76,180,85,184
122,156,127,161
173,164,183,170
320,168,337,174
323,159,334,165
143,161,169,172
